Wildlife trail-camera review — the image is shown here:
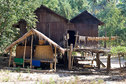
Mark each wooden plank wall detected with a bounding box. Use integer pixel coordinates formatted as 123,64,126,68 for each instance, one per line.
36,8,68,45
74,24,98,46
35,6,99,47
16,46,31,58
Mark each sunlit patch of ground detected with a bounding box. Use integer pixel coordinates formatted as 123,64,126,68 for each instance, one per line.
0,69,126,84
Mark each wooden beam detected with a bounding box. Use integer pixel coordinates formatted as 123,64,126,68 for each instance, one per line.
8,48,12,67
54,46,57,71
23,39,27,68
32,29,65,53
107,54,111,73
5,29,66,54
100,60,106,67
96,52,100,69
5,30,33,52
68,44,73,70
30,35,33,69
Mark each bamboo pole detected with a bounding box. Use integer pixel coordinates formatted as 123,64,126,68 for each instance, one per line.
33,29,65,53
23,39,27,68
8,48,12,67
54,46,57,71
30,35,33,69
5,29,66,54
5,30,33,52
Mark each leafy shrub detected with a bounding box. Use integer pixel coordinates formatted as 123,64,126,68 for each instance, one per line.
72,52,78,56
111,46,126,54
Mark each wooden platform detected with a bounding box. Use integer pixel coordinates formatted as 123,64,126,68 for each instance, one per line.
68,45,111,72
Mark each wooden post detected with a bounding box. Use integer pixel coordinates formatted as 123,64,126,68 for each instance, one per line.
116,34,118,46
110,35,112,48
96,52,100,69
91,60,94,65
107,54,111,73
118,53,121,68
99,60,106,67
8,48,12,67
50,63,53,70
68,44,73,70
54,46,57,71
30,35,33,69
23,39,27,68
74,31,78,48
66,33,69,48
104,32,107,48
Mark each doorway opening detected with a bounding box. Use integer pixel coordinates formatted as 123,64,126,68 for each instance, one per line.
67,30,76,46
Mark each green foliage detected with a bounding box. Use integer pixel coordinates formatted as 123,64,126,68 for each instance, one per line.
97,2,125,36
96,1,126,46
0,0,41,53
111,46,126,54
72,52,78,56
2,77,10,82
49,78,55,84
16,67,21,72
26,66,30,73
1,0,126,54
42,0,89,19
17,74,22,81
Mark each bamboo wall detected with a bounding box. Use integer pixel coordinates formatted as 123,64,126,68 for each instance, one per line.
34,45,54,60
16,46,31,58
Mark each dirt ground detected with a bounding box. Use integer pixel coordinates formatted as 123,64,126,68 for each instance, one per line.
0,55,126,84
0,67,125,84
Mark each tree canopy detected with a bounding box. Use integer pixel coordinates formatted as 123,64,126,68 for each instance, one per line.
0,0,42,52
0,0,126,53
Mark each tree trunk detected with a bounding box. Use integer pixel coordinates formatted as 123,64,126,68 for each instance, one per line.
19,20,27,37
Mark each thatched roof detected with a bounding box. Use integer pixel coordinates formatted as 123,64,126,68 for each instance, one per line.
5,29,66,53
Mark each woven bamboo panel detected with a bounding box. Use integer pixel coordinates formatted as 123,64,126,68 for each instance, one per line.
16,46,31,58
34,45,54,60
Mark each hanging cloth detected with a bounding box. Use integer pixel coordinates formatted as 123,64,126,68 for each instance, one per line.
79,36,86,42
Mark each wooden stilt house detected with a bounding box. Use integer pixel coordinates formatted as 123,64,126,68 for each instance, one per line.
8,5,105,70
16,5,104,48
